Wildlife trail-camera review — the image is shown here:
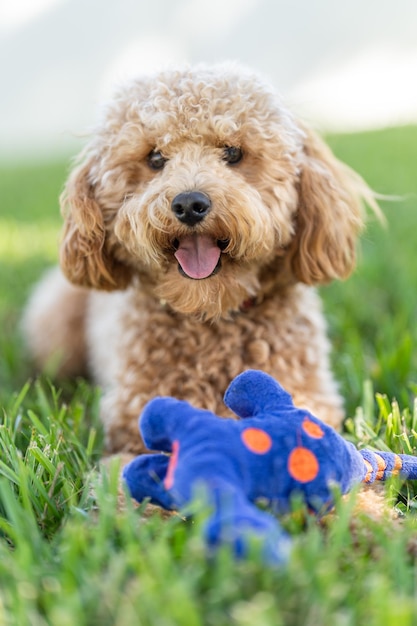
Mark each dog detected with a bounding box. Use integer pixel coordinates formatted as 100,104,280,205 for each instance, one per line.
23,63,378,456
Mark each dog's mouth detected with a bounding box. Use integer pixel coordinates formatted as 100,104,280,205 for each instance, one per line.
173,234,229,280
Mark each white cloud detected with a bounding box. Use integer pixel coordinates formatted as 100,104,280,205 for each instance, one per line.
99,37,188,100
0,0,65,32
174,0,261,38
289,46,417,130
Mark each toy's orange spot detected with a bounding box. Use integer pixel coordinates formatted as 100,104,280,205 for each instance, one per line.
393,454,403,474
302,418,325,439
241,428,272,454
164,440,180,490
375,454,387,480
363,459,373,483
288,447,319,483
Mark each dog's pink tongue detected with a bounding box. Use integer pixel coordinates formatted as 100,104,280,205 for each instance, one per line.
174,234,221,279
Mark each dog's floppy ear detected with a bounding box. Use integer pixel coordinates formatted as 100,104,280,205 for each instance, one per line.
60,156,132,290
289,127,376,284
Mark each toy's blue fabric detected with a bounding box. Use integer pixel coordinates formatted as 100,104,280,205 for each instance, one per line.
123,370,417,564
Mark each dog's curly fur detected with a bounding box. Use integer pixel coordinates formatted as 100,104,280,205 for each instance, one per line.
23,64,377,455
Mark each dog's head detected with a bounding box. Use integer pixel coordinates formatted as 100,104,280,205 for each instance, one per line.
60,64,376,319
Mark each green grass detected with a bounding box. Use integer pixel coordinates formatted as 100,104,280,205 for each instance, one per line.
324,126,417,411
1,127,417,625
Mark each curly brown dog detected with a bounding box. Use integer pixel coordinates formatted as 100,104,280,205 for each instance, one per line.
23,63,378,456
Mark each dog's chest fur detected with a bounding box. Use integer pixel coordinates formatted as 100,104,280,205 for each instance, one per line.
86,283,343,452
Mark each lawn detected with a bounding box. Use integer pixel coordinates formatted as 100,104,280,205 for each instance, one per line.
0,126,417,625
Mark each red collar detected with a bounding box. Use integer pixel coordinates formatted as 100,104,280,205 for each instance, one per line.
239,297,257,312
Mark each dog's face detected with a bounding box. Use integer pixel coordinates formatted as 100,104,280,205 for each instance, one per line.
60,65,371,319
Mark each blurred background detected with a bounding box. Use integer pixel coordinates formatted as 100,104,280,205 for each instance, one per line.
1,0,417,161
1,0,417,415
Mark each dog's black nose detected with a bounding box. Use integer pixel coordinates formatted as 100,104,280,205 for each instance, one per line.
171,191,211,226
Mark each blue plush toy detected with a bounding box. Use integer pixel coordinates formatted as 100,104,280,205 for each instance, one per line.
123,370,417,564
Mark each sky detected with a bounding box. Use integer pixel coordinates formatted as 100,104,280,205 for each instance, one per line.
1,0,417,159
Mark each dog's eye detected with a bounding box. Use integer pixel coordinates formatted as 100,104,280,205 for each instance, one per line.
147,150,167,170
223,146,243,165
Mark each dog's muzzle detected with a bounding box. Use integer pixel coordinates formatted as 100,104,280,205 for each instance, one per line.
171,191,227,280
